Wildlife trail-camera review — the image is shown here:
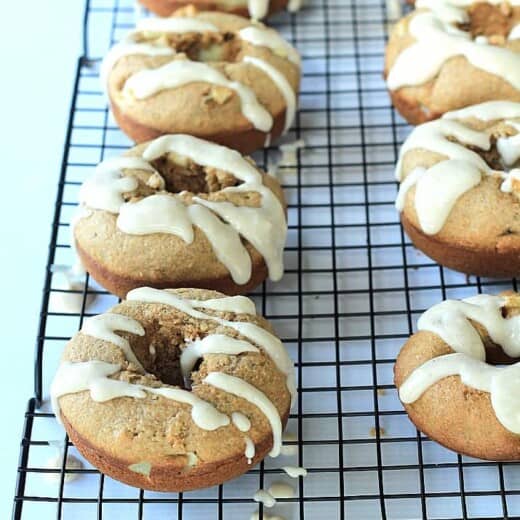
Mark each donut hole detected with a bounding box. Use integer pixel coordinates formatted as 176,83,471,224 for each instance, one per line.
136,31,242,63
149,153,241,194
457,3,516,41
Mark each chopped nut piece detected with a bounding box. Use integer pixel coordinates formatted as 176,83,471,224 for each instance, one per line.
146,172,165,190
500,2,512,17
210,85,233,105
489,34,506,45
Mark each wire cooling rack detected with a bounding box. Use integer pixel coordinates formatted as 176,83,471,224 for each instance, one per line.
12,0,520,519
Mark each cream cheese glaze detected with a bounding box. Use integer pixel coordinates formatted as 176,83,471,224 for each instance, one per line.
101,16,300,139
399,294,520,434
387,1,520,91
51,289,294,464
77,134,287,285
395,101,520,235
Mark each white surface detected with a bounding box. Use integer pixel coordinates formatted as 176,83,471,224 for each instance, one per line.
0,1,83,517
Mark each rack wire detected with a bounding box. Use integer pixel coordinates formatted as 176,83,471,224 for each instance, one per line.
12,0,520,518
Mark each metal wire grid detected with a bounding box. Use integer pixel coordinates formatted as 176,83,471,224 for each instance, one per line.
11,0,520,518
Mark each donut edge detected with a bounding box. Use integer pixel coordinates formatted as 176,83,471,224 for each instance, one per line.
62,408,290,491
110,92,287,156
401,212,520,278
75,239,269,298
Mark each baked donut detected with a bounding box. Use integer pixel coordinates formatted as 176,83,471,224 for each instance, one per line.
395,292,520,460
51,287,294,491
74,134,287,298
385,0,520,124
137,0,301,19
395,100,520,278
101,10,301,154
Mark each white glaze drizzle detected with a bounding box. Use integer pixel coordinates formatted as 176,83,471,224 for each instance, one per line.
127,287,296,401
395,103,520,234
193,183,286,281
100,41,174,90
205,372,283,457
136,17,218,33
186,204,252,285
396,160,481,234
501,169,520,192
248,0,270,19
232,411,252,431
81,313,146,372
123,59,273,132
280,431,298,456
45,440,84,483
117,194,195,241
288,0,303,12
387,5,520,91
253,488,276,507
243,55,296,133
497,121,520,166
51,360,230,430
49,262,95,314
268,482,295,498
79,157,156,213
282,466,307,478
238,26,301,65
245,436,255,463
189,295,256,315
400,294,520,434
80,135,286,285
443,101,520,121
180,334,259,377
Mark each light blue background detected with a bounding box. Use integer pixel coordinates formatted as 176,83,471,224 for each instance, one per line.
0,2,84,517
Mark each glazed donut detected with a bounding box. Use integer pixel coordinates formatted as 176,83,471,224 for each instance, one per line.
101,10,301,154
73,134,287,298
137,0,301,19
394,292,520,460
385,0,520,124
395,101,520,278
51,287,294,491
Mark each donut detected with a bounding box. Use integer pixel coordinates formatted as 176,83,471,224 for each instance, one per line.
101,10,301,154
73,134,287,298
137,0,301,19
394,292,520,460
51,287,294,491
384,0,520,124
395,101,520,278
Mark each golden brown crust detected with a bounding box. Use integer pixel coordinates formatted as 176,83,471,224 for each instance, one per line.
394,330,520,461
110,94,286,156
64,409,289,491
385,5,520,124
76,238,268,298
106,10,300,153
57,288,292,491
138,0,289,19
401,212,520,278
